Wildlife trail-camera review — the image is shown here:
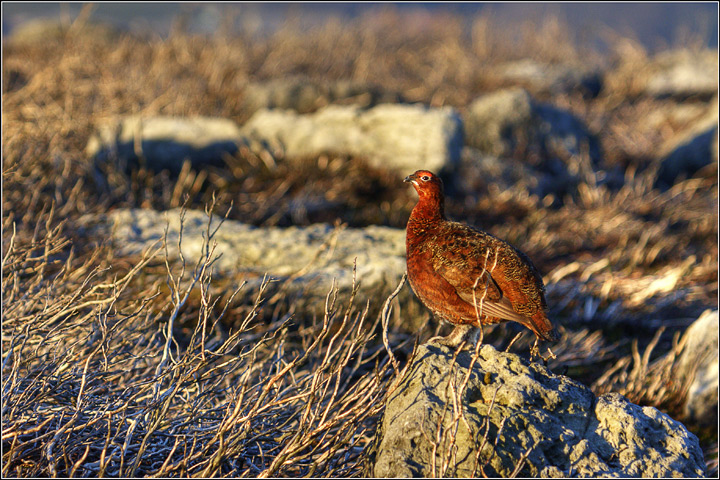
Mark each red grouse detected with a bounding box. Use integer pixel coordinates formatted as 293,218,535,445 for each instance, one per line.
404,170,559,348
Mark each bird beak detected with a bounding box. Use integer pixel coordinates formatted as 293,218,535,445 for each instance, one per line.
404,174,417,185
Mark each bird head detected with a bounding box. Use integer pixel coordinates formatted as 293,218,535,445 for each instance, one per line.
403,170,444,197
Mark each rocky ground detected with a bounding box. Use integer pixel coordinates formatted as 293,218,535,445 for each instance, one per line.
2,8,717,477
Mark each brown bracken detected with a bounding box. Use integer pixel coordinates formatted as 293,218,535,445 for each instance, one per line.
404,170,560,349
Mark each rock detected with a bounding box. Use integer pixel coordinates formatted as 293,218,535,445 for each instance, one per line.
656,97,719,188
456,147,577,201
493,60,603,98
86,116,247,174
242,76,403,115
80,207,406,305
367,344,705,478
464,88,533,157
241,103,463,175
463,88,602,178
457,147,540,193
608,49,718,100
644,49,718,99
677,309,719,427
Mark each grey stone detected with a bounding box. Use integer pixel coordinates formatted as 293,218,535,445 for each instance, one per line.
494,60,603,98
240,103,463,175
368,344,705,478
242,76,403,114
644,49,718,99
457,147,577,201
463,88,602,178
656,97,719,187
80,207,407,304
608,48,718,100
458,147,540,192
464,88,534,157
86,116,247,174
677,309,719,427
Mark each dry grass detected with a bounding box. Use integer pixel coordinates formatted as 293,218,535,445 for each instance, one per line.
2,6,717,477
2,204,405,477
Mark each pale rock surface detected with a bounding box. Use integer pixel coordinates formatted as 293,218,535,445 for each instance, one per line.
80,208,407,304
241,103,463,175
367,344,706,478
677,309,719,427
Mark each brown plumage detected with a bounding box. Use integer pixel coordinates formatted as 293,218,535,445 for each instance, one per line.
404,170,559,348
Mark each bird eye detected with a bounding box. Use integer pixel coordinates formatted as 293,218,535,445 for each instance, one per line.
421,175,430,181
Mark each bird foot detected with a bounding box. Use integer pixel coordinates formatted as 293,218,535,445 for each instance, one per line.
529,339,558,363
542,347,557,361
427,325,480,351
529,338,540,359
428,335,467,349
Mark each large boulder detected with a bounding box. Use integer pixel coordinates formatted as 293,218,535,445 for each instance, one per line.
240,103,463,175
463,88,602,178
79,208,407,305
86,116,247,174
455,147,577,201
367,343,705,478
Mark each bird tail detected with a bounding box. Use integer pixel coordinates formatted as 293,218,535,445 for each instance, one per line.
527,312,560,342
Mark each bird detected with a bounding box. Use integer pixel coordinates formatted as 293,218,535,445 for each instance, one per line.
404,169,559,350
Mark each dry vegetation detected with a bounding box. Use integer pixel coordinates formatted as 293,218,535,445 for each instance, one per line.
2,5,718,477
2,202,404,476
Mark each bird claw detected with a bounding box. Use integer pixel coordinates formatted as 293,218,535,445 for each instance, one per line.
427,335,448,345
529,338,558,364
427,325,481,351
529,338,540,359
427,335,468,350
543,347,557,361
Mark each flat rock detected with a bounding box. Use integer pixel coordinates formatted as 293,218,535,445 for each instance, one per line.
86,116,247,174
677,309,719,427
242,76,403,114
79,207,407,305
240,103,463,175
367,343,705,478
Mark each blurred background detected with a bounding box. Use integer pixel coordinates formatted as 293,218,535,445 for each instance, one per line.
2,2,718,477
3,2,718,50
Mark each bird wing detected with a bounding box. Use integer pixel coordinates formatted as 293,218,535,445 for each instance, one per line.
432,256,533,324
